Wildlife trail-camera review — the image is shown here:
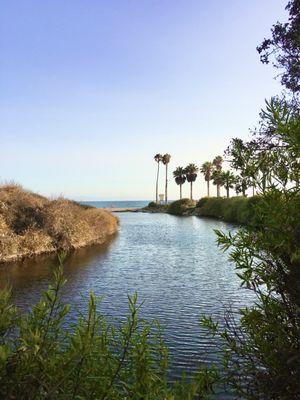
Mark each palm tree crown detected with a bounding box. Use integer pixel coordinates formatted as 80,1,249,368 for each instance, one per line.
162,154,171,203
173,166,186,179
184,163,198,201
173,166,186,199
184,163,198,181
200,161,213,197
212,169,222,196
213,155,223,170
154,154,163,203
200,162,213,180
162,154,171,165
154,154,163,163
221,170,236,198
212,156,223,196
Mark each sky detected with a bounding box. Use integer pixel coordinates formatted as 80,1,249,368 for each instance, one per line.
0,0,286,200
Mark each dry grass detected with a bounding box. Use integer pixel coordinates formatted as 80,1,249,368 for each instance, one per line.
0,184,118,263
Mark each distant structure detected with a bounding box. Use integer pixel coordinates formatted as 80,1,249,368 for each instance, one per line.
159,194,164,204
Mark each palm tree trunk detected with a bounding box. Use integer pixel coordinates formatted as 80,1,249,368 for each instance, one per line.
190,182,193,200
207,180,210,197
180,184,182,199
252,185,255,196
226,187,229,198
165,164,168,204
156,162,160,203
217,184,220,197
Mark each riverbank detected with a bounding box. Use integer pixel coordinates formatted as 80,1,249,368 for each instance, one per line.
196,196,260,224
0,184,118,263
142,197,259,225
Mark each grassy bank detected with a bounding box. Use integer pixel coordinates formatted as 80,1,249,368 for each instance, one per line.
145,197,259,224
195,196,260,224
0,184,118,263
143,199,195,215
141,201,169,213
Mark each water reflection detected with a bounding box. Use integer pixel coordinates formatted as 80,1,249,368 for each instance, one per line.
0,233,117,306
0,213,253,382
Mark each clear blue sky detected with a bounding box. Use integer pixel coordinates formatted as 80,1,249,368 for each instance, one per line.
0,0,285,200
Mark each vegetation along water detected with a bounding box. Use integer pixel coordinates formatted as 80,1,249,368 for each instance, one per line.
0,0,299,398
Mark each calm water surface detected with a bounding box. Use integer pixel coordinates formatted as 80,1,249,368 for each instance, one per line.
0,213,254,381
81,200,150,208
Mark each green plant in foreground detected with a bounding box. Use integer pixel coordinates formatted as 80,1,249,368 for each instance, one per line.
201,100,300,399
0,263,218,399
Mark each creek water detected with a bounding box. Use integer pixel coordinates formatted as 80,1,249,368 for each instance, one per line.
0,212,254,389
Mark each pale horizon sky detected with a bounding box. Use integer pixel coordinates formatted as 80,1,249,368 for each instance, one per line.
1,0,285,200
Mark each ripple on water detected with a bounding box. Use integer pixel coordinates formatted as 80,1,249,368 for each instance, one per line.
0,213,254,388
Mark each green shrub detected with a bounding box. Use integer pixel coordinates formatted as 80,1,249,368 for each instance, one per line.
196,196,261,225
0,265,218,399
148,201,159,208
202,93,300,398
168,199,195,216
196,197,209,208
196,197,226,220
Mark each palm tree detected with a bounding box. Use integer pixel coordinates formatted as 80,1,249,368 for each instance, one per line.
212,170,223,197
213,155,223,170
184,163,198,201
173,167,186,199
162,154,171,203
200,161,213,197
221,171,236,198
154,154,163,203
212,156,223,196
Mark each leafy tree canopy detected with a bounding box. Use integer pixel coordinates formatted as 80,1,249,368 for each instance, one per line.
257,0,300,94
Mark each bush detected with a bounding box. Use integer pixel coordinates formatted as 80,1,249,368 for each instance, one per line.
168,198,195,216
0,266,218,399
196,196,261,225
196,197,209,208
196,197,227,220
201,96,300,398
147,201,159,208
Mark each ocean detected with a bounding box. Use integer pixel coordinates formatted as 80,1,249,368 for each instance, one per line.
80,200,150,209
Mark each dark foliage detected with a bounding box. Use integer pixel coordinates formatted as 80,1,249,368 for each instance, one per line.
202,100,300,399
257,0,300,93
168,198,195,216
148,201,159,208
196,196,261,225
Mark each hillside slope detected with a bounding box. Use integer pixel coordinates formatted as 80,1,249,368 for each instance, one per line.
0,184,118,263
